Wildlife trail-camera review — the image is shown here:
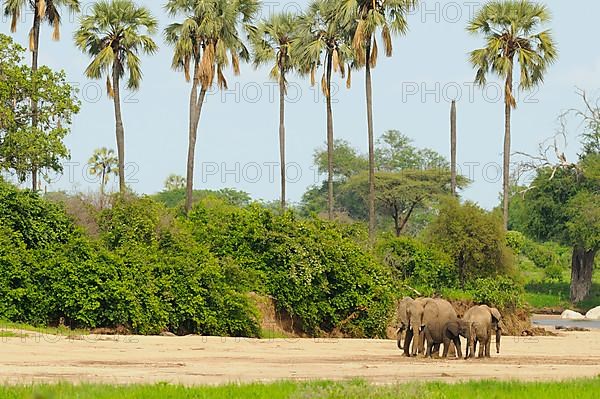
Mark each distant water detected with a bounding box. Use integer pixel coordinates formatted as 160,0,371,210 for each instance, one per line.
532,317,600,329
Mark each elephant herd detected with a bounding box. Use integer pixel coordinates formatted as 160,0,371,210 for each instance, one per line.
396,297,503,359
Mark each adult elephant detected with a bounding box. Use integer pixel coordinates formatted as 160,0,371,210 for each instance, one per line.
463,305,502,358
396,297,414,356
420,298,459,358
396,297,434,357
398,297,430,357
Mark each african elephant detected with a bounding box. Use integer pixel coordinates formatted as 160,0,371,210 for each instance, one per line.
463,305,502,358
396,297,414,356
437,319,472,358
396,297,435,356
420,299,459,358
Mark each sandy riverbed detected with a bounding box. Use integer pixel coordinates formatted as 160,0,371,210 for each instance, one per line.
1,329,599,385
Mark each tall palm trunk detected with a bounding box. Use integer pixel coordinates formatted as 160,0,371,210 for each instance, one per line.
570,247,596,303
30,6,41,191
450,100,457,196
502,65,514,230
325,50,334,220
279,72,286,211
100,169,106,209
365,38,376,243
185,65,207,213
112,62,126,194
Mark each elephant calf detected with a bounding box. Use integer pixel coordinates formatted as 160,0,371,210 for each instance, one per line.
423,319,468,359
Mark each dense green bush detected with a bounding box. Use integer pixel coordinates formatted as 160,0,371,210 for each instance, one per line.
189,199,395,337
469,277,524,310
0,183,260,336
375,235,458,291
424,199,515,288
505,231,526,255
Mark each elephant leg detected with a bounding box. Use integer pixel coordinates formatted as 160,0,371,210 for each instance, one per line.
418,330,426,356
403,328,413,357
471,339,478,359
485,329,492,357
432,343,441,358
426,342,434,358
442,337,450,358
453,337,462,359
478,338,485,358
446,341,456,358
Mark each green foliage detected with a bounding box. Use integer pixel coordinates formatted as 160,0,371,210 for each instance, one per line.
0,182,259,337
343,170,465,236
425,199,514,287
74,0,158,91
153,188,252,209
313,139,368,180
375,235,457,291
505,231,526,255
543,263,564,283
189,198,395,337
0,34,80,183
376,130,449,171
305,132,459,235
514,166,599,252
0,180,75,249
469,277,524,310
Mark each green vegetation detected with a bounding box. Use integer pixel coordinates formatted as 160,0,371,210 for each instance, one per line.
0,35,79,189
0,379,599,399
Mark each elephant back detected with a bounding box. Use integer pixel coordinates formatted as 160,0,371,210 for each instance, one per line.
423,299,457,325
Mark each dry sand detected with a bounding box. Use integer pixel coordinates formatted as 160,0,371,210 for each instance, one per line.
1,329,599,386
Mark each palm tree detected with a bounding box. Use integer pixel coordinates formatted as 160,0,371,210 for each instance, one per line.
468,0,557,230
297,0,354,220
342,0,418,242
74,0,158,194
3,0,81,190
164,0,258,213
250,12,299,211
164,174,186,191
88,147,118,207
451,100,457,196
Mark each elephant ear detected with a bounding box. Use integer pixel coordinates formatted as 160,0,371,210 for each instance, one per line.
446,321,459,337
490,308,502,323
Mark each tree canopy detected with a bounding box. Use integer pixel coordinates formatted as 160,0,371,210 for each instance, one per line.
0,34,79,185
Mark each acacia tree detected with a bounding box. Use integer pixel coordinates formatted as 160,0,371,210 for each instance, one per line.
165,0,258,213
468,0,557,230
343,170,463,236
88,147,118,207
297,0,353,219
250,13,299,211
74,0,157,194
3,0,80,189
341,0,418,242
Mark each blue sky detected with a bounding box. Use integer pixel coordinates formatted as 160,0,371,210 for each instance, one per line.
2,0,599,209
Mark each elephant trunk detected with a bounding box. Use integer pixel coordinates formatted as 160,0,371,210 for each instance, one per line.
411,326,420,356
397,327,404,350
496,328,501,354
